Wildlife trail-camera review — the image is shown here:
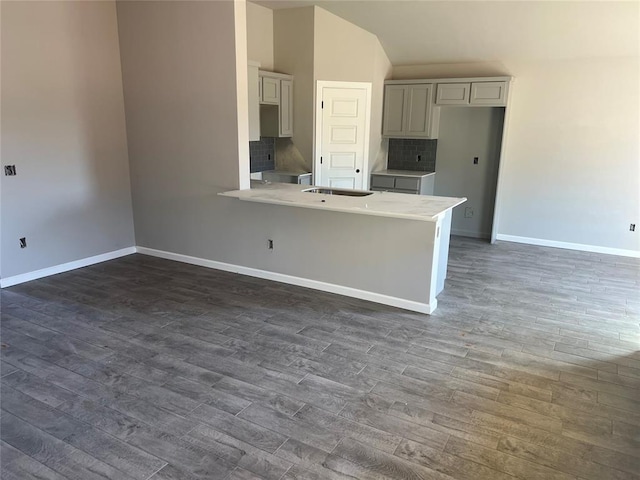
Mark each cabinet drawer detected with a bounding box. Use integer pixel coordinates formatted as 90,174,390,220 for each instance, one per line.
371,175,395,189
395,177,420,191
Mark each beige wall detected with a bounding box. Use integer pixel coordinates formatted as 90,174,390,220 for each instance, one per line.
313,7,392,179
273,7,315,172
370,39,393,173
246,2,273,69
434,108,504,239
393,59,640,254
272,6,392,174
117,0,243,249
1,1,135,278
314,7,378,83
500,58,639,252
117,0,433,306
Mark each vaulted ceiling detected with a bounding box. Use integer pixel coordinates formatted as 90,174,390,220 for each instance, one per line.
254,1,639,65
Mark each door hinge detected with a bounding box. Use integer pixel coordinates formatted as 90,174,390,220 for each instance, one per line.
320,157,323,164
321,101,324,109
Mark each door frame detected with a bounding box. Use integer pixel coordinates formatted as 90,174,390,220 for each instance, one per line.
490,79,514,243
314,81,372,189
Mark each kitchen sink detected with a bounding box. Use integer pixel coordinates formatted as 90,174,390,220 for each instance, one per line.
302,187,374,197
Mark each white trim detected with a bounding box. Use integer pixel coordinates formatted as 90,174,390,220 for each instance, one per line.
0,247,136,288
496,234,640,258
491,79,513,244
136,246,435,314
234,0,251,190
386,76,513,85
315,81,373,190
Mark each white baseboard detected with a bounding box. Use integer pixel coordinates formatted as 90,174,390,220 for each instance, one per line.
496,234,640,258
137,246,435,314
0,247,137,288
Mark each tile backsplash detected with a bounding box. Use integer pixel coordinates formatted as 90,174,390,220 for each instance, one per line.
249,137,275,173
387,139,437,172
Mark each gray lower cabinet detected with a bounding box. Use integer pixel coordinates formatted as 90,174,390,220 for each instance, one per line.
262,171,312,185
370,172,435,195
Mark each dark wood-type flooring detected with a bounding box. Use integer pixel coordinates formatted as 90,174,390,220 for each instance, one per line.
1,236,639,480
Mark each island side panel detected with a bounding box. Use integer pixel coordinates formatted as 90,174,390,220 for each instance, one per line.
212,197,439,312
436,210,453,295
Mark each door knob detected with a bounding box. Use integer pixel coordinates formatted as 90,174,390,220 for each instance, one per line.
356,169,360,173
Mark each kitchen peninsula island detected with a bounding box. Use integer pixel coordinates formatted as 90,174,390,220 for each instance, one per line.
220,183,465,314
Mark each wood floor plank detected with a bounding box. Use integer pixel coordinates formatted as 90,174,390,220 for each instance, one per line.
1,412,138,480
1,444,69,480
331,437,457,480
184,424,292,480
238,402,341,452
496,436,637,480
189,402,287,453
340,396,451,451
444,436,578,480
2,237,638,479
395,438,514,480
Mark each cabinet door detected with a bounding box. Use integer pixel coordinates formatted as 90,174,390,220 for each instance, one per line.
248,64,260,141
382,85,407,136
261,76,280,105
436,83,470,105
470,81,507,106
279,79,293,137
405,84,433,138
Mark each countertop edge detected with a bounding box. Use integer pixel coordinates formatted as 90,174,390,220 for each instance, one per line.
371,170,436,178
219,188,466,222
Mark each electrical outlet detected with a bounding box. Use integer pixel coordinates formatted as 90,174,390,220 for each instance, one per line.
464,207,474,218
631,224,636,232
473,157,479,165
19,237,27,249
268,239,274,250
4,165,16,176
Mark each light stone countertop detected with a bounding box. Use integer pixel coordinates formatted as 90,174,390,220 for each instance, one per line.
219,181,466,222
371,170,436,178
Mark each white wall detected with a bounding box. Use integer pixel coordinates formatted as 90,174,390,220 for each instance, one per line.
1,1,135,279
246,2,274,69
393,59,640,255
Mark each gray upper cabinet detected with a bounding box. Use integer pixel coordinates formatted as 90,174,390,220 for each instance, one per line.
470,81,507,106
279,79,293,137
436,83,471,105
248,63,261,141
435,80,508,107
261,76,280,105
258,71,293,138
382,83,436,139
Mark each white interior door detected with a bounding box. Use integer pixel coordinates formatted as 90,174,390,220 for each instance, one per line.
316,82,371,189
